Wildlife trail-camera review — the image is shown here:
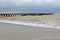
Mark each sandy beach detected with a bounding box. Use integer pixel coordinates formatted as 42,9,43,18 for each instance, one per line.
0,22,60,40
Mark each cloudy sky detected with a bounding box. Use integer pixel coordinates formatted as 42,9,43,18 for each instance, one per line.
0,0,60,13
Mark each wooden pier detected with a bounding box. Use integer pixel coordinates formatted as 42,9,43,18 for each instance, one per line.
0,13,53,17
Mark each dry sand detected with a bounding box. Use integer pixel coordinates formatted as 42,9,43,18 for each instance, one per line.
0,22,60,40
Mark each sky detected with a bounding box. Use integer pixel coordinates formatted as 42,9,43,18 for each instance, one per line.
0,0,60,13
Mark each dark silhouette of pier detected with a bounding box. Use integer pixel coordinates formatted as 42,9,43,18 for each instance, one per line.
0,13,53,17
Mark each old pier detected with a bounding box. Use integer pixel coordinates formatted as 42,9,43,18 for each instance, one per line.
0,13,53,17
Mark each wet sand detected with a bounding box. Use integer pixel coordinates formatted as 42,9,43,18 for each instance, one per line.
0,23,60,40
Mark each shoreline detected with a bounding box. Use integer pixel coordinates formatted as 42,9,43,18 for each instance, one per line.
0,19,60,29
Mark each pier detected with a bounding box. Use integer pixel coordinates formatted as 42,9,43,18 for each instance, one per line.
0,13,53,17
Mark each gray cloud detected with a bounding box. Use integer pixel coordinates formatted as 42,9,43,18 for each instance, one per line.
0,0,60,13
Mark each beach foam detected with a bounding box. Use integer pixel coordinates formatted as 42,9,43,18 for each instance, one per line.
0,20,60,29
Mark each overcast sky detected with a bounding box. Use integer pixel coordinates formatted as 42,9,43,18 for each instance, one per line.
0,0,60,13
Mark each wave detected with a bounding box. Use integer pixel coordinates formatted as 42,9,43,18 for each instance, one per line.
0,20,60,29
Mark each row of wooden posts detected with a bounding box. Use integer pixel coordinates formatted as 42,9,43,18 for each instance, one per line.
0,14,18,17
0,13,53,17
0,14,42,17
